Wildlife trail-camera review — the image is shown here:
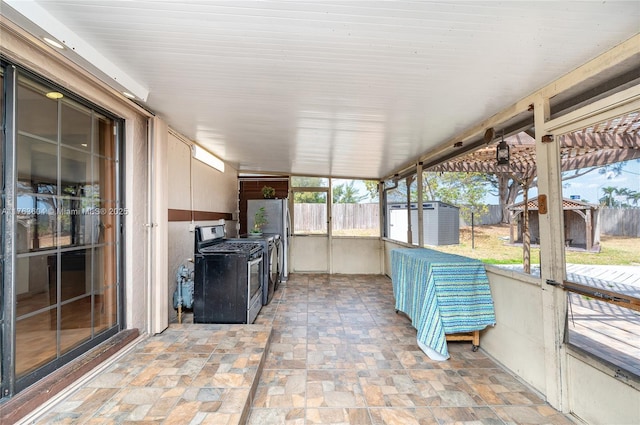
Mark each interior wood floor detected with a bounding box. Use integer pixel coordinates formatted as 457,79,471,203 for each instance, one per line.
15,292,116,377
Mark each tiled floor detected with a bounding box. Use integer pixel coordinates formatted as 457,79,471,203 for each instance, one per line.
26,325,272,424
248,274,576,424
24,274,577,424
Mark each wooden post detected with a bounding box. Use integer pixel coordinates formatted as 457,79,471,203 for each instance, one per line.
522,182,530,274
536,94,568,411
417,163,424,247
585,209,593,251
509,211,516,244
406,175,414,244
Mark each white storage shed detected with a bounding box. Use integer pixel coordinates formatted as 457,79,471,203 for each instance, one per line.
388,201,460,246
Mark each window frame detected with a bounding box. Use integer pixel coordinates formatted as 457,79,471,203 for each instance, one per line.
330,178,380,238
290,185,330,236
545,88,640,381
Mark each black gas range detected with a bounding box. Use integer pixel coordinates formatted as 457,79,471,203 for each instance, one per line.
193,225,264,324
227,233,281,305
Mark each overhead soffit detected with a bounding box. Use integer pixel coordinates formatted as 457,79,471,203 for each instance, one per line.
2,1,639,179
420,56,640,178
549,53,640,118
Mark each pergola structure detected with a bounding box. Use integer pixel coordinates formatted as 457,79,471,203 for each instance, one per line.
429,110,640,176
426,110,640,272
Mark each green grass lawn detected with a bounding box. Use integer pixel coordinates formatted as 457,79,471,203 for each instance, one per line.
433,224,640,266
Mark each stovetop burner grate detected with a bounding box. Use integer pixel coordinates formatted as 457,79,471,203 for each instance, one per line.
199,241,262,255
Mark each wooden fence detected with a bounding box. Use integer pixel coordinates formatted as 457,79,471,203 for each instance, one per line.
599,207,640,237
294,203,640,237
459,205,503,227
294,203,378,232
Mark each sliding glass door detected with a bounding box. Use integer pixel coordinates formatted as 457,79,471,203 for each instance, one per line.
1,62,123,396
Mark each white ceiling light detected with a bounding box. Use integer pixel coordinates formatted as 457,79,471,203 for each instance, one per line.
43,36,64,49
45,91,64,99
192,145,224,172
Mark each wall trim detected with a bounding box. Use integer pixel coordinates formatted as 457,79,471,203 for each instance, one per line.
168,209,232,222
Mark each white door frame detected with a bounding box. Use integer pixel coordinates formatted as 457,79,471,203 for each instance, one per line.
146,117,169,335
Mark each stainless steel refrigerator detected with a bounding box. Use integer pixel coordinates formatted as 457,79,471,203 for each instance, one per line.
247,198,290,281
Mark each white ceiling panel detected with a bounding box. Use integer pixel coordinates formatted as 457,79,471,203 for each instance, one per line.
3,1,639,178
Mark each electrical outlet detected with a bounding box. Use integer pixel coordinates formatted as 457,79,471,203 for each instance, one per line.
189,223,196,232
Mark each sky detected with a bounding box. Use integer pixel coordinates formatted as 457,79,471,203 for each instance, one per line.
480,159,640,205
560,159,640,204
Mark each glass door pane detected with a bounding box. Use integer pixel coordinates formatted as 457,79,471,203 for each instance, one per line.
559,111,640,377
331,179,379,237
293,191,327,235
291,181,330,272
12,71,121,384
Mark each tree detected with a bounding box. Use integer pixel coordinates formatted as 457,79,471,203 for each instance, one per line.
291,176,327,187
598,186,639,207
293,191,326,204
599,186,619,207
385,176,416,203
485,173,522,224
292,176,327,203
423,172,489,222
364,180,379,201
382,172,489,222
626,190,640,206
332,181,366,204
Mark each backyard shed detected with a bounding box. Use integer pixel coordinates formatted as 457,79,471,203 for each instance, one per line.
508,197,600,252
388,201,460,246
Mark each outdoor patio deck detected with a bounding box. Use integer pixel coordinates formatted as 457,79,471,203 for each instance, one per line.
499,264,640,378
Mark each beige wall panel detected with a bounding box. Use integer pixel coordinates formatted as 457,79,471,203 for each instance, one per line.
167,222,194,323
191,158,238,215
331,238,382,274
478,270,546,393
167,134,192,210
165,133,238,324
567,356,640,425
383,240,413,276
291,236,329,272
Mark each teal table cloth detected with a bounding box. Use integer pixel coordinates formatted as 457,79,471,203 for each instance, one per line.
391,247,496,360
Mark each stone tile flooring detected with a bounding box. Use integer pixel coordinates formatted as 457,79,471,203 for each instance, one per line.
248,274,576,424
27,325,271,424
23,274,577,424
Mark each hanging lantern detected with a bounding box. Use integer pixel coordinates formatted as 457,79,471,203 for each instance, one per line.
496,133,509,166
